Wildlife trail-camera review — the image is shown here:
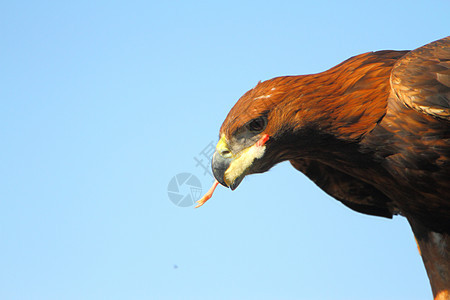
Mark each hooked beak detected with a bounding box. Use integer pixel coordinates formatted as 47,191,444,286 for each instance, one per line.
211,134,269,190
212,151,244,190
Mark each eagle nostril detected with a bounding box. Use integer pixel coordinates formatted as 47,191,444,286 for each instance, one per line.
220,149,232,158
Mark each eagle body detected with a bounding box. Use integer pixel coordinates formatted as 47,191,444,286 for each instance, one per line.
206,37,450,299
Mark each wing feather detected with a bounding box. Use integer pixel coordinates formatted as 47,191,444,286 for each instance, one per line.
390,36,450,120
290,159,394,218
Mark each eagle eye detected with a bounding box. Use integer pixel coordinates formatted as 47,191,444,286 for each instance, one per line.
248,117,267,133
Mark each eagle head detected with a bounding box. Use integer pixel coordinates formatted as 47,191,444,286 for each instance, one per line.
212,78,294,190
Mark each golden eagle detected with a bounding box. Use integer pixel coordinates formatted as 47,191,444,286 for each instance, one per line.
197,37,449,300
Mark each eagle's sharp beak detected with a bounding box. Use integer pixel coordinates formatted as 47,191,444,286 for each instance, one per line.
211,134,269,191
211,150,231,188
212,135,238,188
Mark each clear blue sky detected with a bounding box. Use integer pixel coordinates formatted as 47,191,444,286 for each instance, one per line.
1,1,449,299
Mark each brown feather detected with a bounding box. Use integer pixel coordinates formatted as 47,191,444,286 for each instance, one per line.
214,37,450,298
221,50,406,141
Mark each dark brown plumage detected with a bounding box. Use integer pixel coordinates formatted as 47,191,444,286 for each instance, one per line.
199,37,450,299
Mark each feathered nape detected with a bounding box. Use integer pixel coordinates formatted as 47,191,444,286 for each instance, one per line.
221,50,408,141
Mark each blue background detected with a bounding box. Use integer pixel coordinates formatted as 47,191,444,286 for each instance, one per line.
1,1,449,299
